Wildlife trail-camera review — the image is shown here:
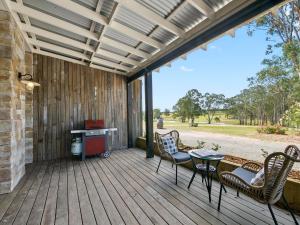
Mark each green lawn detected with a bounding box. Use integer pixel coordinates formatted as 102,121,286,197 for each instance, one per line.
161,121,258,136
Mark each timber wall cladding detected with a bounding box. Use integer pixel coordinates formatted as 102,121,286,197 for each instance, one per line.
32,54,128,161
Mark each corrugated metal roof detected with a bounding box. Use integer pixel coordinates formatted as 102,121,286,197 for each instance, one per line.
23,0,92,29
104,28,139,48
135,0,182,18
151,27,177,45
128,55,144,62
40,47,81,60
29,18,87,43
94,55,121,64
204,0,229,10
170,3,205,31
36,35,84,53
100,43,129,57
138,43,157,54
100,0,115,17
11,0,254,75
114,6,156,35
71,0,98,10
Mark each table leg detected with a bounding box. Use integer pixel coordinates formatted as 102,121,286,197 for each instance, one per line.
188,158,197,189
206,160,212,202
216,161,227,193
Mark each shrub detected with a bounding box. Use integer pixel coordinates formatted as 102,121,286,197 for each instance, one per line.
196,140,205,149
214,117,220,123
257,126,286,135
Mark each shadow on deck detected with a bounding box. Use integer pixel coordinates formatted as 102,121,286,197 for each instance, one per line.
0,148,299,225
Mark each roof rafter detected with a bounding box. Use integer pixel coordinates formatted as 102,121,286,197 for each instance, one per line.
97,49,139,66
28,39,90,60
102,36,150,59
186,0,215,18
89,2,119,66
28,38,131,72
9,1,98,41
22,23,138,67
110,21,165,49
46,0,108,26
115,0,184,36
93,57,131,72
33,49,87,65
2,0,33,52
22,24,95,52
16,0,39,50
83,0,104,62
90,64,126,75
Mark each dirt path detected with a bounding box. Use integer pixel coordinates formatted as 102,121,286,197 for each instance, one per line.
156,129,300,170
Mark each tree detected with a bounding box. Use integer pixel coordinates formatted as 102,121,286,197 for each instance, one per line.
153,108,161,119
164,108,170,116
201,93,225,124
248,1,300,76
173,89,202,123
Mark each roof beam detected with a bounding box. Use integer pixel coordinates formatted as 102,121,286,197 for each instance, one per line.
28,39,89,60
9,1,98,41
90,64,126,75
33,49,87,65
89,2,119,66
83,0,104,62
22,24,95,52
97,49,139,66
2,0,33,52
110,21,165,49
92,58,131,72
128,0,286,82
186,0,215,18
33,49,126,75
25,23,138,67
29,38,132,72
102,36,151,59
46,0,108,26
115,0,184,36
16,0,39,50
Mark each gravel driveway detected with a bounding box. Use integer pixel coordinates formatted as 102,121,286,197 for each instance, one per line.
156,129,300,170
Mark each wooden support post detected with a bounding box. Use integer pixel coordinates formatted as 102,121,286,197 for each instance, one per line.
127,82,133,148
144,71,154,158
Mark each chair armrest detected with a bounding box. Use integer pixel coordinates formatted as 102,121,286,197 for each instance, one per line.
241,162,263,172
219,171,263,191
178,146,189,152
219,171,250,186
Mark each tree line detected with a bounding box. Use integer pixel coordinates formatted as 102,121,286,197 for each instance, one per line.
171,1,300,128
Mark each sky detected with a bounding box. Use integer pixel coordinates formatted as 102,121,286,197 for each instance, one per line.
150,26,272,111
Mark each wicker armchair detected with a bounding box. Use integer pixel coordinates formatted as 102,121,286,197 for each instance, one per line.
218,145,300,225
155,130,192,184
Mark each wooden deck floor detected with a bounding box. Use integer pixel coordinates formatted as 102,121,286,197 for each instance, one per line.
0,148,299,225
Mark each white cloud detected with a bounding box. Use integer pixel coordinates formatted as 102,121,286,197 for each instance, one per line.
180,66,194,72
210,45,217,49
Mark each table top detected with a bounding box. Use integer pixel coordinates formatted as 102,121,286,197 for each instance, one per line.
71,128,118,134
188,149,224,161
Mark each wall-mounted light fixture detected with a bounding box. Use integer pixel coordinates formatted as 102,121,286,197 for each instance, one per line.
18,72,40,91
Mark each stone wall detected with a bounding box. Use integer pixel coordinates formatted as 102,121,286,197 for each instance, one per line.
25,53,33,163
0,10,32,194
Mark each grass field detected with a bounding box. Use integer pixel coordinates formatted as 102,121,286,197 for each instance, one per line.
161,121,258,136
154,112,299,139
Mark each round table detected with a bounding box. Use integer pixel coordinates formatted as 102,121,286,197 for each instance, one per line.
188,150,226,202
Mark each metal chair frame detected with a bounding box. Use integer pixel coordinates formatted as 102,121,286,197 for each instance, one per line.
218,145,300,225
155,130,192,184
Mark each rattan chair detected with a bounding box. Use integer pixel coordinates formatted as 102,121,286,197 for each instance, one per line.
218,145,300,225
155,130,192,184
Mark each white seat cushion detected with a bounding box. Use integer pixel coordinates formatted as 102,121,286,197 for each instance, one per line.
250,168,265,186
161,135,178,155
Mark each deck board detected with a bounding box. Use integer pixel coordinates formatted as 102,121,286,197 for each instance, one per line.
0,149,299,225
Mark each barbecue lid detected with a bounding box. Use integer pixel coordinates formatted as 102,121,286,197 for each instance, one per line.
85,120,105,129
